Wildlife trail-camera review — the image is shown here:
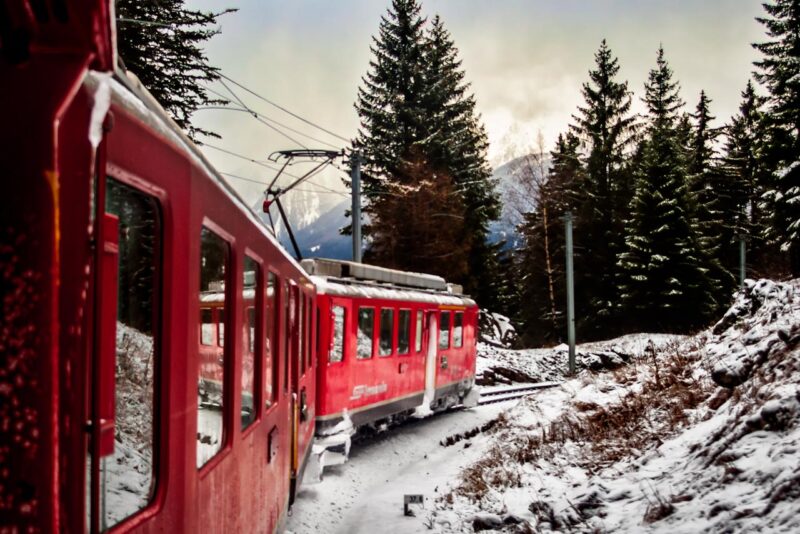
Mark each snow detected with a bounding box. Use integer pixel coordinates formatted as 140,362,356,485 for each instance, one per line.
287,403,512,534
101,323,155,528
435,278,800,533
88,72,111,149
313,276,476,306
287,279,800,534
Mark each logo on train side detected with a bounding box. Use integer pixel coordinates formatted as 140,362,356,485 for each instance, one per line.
350,383,388,400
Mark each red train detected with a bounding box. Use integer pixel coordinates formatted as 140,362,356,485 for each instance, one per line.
0,2,478,533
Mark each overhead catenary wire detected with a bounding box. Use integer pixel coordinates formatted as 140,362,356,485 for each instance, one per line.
199,88,342,151
202,142,304,180
217,72,351,143
220,172,349,197
218,78,309,149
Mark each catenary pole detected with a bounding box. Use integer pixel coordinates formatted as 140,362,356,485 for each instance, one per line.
739,235,746,288
351,150,362,263
564,212,576,374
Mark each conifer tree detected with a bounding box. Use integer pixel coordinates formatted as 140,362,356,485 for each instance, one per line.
570,40,637,333
687,91,735,300
618,47,715,331
116,0,232,140
516,132,582,345
423,15,500,301
753,0,800,273
354,2,498,293
721,81,774,273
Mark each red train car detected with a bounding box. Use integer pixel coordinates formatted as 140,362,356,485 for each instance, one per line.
304,260,479,441
1,2,316,531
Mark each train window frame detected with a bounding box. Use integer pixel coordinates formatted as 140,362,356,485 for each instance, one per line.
439,311,451,349
397,309,411,355
330,305,346,363
378,308,394,357
200,308,214,345
265,271,278,408
415,310,423,353
197,223,233,473
282,280,290,394
306,295,313,371
298,292,305,376
241,253,262,433
356,306,375,360
453,311,464,349
97,176,163,531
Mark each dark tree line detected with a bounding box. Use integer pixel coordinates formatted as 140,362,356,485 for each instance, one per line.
506,0,800,346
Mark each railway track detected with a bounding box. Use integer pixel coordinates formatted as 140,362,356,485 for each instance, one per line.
477,381,561,405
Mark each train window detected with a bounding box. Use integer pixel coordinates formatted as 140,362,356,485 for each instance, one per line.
398,309,411,355
330,306,345,362
283,281,290,392
197,227,229,469
415,310,423,353
306,297,313,370
379,308,394,356
201,308,214,345
357,307,374,359
265,272,277,406
454,312,464,348
298,294,305,376
100,178,160,529
218,309,225,347
439,311,451,349
241,256,259,430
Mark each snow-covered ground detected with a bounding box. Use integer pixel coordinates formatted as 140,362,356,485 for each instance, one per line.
287,279,800,533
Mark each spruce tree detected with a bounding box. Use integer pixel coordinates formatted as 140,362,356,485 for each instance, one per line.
687,91,735,301
570,40,637,334
753,0,800,273
423,15,500,301
721,81,775,273
618,47,715,331
516,132,582,345
116,0,232,140
354,2,498,293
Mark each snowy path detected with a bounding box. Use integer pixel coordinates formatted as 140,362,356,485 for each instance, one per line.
286,401,515,534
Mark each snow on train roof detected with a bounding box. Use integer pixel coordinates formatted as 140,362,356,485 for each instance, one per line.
83,69,308,279
312,276,476,307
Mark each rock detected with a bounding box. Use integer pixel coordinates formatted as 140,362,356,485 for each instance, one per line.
760,396,800,431
472,513,504,531
502,514,523,525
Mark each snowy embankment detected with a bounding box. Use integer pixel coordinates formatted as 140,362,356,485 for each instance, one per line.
433,279,800,533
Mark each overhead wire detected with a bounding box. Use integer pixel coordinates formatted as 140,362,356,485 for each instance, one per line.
217,72,351,143
218,78,308,149
220,172,349,197
200,86,343,151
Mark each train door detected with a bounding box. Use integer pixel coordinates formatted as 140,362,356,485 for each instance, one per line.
422,311,439,411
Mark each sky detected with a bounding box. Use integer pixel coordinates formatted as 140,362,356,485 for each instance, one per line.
184,0,766,212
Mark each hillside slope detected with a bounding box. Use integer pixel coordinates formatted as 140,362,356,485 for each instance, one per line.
433,279,800,533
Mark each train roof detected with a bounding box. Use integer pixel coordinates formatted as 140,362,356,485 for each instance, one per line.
312,276,476,307
305,258,476,307
84,68,308,279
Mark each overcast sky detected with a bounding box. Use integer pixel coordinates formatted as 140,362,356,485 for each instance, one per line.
185,0,766,209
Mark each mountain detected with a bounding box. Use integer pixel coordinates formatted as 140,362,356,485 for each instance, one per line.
254,195,353,260
488,153,550,249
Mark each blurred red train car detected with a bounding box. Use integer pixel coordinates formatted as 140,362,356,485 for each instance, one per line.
2,1,316,532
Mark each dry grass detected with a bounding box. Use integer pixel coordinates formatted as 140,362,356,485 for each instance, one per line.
456,340,716,501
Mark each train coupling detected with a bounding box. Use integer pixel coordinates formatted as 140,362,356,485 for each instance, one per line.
303,412,354,485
